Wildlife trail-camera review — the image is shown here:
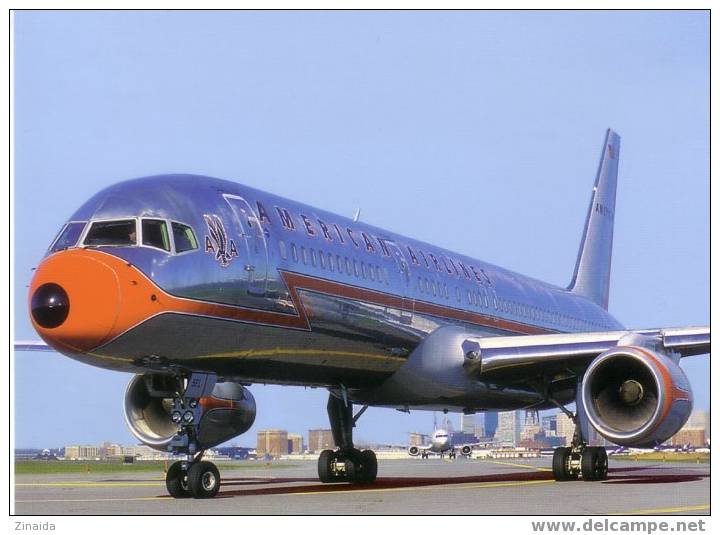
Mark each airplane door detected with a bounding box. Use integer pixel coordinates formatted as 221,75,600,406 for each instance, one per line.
223,194,268,296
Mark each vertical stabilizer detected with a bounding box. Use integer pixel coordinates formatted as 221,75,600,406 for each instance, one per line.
568,129,620,310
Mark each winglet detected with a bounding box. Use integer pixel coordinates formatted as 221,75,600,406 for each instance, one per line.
568,129,620,310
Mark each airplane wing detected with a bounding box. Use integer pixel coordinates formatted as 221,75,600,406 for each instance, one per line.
14,340,53,352
463,326,709,381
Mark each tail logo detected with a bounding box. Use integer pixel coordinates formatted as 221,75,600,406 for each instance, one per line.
203,214,239,267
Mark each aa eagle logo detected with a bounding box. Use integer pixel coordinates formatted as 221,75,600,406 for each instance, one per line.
203,214,239,267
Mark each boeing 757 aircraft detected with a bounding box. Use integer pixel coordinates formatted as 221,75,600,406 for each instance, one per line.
20,129,709,498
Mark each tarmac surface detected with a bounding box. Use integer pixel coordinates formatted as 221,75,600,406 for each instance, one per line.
14,457,710,515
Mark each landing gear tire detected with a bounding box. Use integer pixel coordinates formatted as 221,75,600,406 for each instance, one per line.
581,447,608,481
165,461,190,498
187,461,221,498
318,450,337,483
552,447,576,481
357,449,378,483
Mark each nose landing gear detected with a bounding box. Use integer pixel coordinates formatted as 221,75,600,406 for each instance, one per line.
163,372,223,498
318,393,378,484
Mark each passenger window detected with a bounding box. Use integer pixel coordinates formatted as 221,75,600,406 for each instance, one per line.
319,250,326,269
361,262,367,279
85,220,137,247
345,257,352,275
310,248,316,267
142,219,170,251
279,240,287,260
49,221,86,253
301,246,308,265
291,243,298,262
353,259,359,277
172,222,198,253
328,253,334,272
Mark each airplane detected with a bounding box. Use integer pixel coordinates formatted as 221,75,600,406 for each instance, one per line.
17,128,709,498
406,417,481,459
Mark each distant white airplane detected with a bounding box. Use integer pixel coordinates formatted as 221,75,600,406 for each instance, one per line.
407,417,483,459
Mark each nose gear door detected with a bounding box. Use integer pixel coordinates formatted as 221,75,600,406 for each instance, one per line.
223,194,268,296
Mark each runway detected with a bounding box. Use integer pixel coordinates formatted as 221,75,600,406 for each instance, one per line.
14,457,710,515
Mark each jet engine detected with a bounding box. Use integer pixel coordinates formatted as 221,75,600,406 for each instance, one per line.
123,374,256,451
460,445,473,456
408,446,420,456
581,346,692,447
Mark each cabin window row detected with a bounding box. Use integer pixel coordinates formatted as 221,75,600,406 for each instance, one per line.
279,240,390,285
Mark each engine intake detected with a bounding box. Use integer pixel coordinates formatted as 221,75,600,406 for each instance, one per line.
581,346,692,447
123,374,256,451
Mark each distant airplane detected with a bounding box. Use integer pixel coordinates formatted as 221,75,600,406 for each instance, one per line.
17,129,709,498
407,417,482,459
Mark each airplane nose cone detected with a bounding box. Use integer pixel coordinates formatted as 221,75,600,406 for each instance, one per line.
29,250,121,352
31,283,70,328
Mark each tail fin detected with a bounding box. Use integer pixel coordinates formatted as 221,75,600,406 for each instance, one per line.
568,129,620,310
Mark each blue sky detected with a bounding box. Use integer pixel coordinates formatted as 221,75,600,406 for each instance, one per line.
13,10,709,448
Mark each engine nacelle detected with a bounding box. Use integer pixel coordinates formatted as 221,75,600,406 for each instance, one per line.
123,374,256,451
408,446,420,456
581,345,692,447
461,445,473,456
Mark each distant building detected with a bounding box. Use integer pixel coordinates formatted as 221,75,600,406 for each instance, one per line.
122,444,171,460
460,413,477,437
555,413,575,446
484,412,499,439
288,433,304,454
496,411,522,447
99,442,124,458
671,429,705,447
542,415,557,434
670,410,710,447
408,432,427,446
64,445,99,460
308,429,335,452
257,430,289,458
521,410,541,441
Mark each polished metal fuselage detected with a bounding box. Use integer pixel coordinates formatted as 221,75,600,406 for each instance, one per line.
50,174,624,411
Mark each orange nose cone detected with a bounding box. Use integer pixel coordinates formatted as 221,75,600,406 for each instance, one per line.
29,249,121,353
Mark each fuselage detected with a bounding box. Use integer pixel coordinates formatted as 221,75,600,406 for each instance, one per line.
29,174,623,411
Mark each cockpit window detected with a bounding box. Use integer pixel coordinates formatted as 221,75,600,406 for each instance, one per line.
142,219,170,251
84,219,137,247
49,222,86,253
172,222,198,253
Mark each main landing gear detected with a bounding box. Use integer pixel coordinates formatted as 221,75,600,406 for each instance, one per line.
164,372,222,498
551,406,608,482
318,393,378,484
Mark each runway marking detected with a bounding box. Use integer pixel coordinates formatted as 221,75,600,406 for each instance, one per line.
16,496,172,503
16,478,554,503
609,504,710,515
282,478,554,497
16,482,165,488
484,460,552,472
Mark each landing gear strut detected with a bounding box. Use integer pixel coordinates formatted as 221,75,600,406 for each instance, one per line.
318,392,378,484
164,372,223,498
551,404,608,482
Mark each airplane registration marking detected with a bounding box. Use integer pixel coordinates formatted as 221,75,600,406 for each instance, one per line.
609,504,709,515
